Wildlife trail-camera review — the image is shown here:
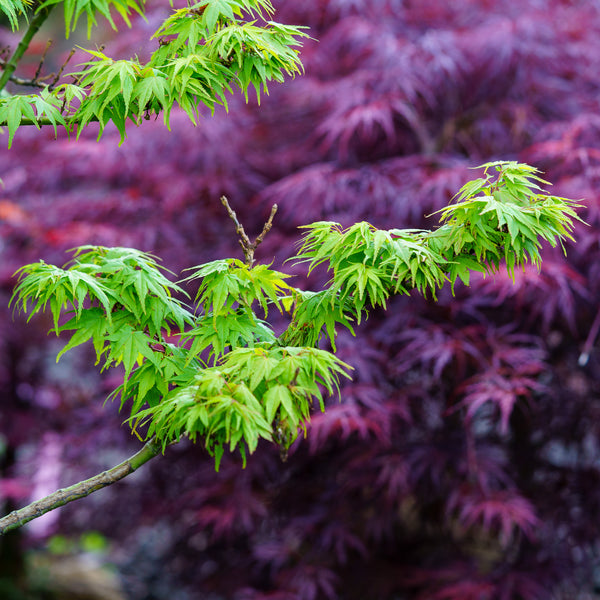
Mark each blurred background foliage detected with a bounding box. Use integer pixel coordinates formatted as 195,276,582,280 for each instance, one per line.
1,0,600,598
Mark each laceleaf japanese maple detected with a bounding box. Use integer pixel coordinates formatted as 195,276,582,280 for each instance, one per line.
0,1,598,599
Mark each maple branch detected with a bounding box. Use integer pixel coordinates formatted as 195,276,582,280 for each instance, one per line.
6,74,49,88
0,437,162,535
0,113,99,129
0,116,66,128
0,6,54,92
221,196,278,267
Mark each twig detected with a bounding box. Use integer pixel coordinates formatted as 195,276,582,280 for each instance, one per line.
7,74,49,88
0,437,162,535
0,6,55,92
221,196,277,267
33,39,52,81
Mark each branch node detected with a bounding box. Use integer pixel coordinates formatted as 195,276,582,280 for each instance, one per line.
221,196,278,267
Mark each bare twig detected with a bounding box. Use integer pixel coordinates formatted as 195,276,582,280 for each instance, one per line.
34,39,53,81
0,437,162,535
0,6,55,92
221,196,278,267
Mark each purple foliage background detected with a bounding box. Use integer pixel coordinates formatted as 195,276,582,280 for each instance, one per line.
1,1,600,598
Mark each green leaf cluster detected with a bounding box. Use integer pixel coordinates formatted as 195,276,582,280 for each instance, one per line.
39,0,144,38
183,308,276,364
10,246,193,373
0,90,65,148
70,0,307,140
296,221,448,306
429,161,583,280
287,221,449,349
184,258,293,317
130,345,351,468
284,221,446,350
10,245,350,469
281,161,582,347
180,258,293,361
0,0,308,145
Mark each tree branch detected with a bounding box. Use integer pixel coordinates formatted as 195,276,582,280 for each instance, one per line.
0,437,162,535
0,6,55,92
6,74,49,88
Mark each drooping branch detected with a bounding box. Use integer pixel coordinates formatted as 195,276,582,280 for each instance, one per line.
0,437,162,535
221,196,278,267
0,6,55,92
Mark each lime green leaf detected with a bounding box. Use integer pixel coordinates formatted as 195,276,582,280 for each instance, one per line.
56,308,110,362
0,95,37,148
264,384,295,424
